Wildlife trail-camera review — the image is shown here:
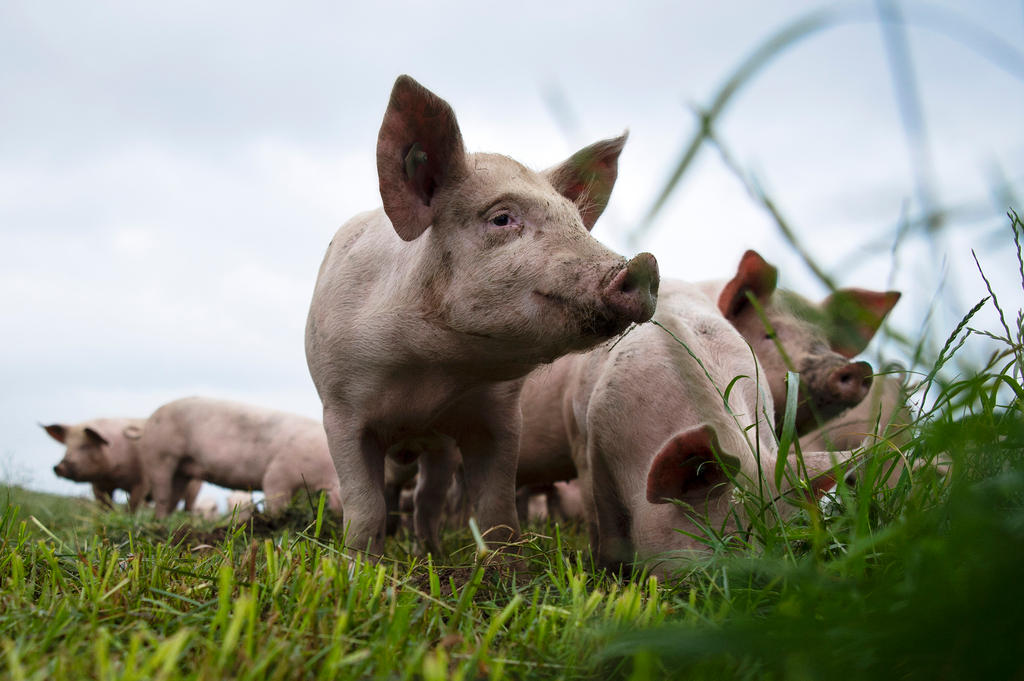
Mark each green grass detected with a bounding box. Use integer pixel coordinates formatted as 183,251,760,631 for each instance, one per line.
2,213,1022,680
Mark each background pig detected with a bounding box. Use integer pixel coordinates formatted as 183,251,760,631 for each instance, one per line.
701,250,900,435
138,397,342,518
304,75,658,557
530,281,849,574
44,418,203,511
45,418,150,510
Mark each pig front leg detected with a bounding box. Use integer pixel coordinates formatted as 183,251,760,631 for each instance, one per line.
126,481,149,512
585,439,635,573
147,464,179,519
324,405,387,556
91,483,115,510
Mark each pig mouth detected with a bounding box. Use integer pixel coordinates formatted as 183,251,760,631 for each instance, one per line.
533,290,626,338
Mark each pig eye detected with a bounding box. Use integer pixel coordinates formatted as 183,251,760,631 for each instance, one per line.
490,213,513,227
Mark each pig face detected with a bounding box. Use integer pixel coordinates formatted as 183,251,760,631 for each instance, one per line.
45,423,113,482
377,76,659,365
717,251,900,435
644,424,849,550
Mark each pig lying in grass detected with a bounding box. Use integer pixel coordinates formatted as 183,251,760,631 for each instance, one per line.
139,397,342,519
520,280,848,574
44,418,201,511
699,250,900,436
515,250,897,512
305,75,659,557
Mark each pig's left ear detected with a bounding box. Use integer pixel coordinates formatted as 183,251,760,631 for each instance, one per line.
823,289,901,358
544,132,627,231
83,427,109,447
646,425,741,504
717,250,779,321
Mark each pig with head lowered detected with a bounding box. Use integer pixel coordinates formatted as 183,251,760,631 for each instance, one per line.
518,281,850,574
305,75,659,557
700,250,900,436
44,418,201,511
139,397,342,518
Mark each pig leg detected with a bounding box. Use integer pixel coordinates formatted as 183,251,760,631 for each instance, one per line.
584,439,634,573
412,437,459,557
181,478,202,511
126,481,149,512
324,405,386,555
262,478,294,516
147,462,179,519
91,483,115,510
458,410,522,547
383,459,417,536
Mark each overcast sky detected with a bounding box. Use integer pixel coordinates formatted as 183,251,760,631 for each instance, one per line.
2,1,1022,505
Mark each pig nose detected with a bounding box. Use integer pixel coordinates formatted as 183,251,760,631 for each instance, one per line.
602,252,659,324
829,361,873,404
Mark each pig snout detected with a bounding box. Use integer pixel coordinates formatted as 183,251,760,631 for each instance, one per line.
828,361,873,405
54,461,70,477
601,252,659,324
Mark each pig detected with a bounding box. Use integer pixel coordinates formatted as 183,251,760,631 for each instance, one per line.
518,281,850,574
45,418,149,510
699,250,900,436
225,490,256,522
44,418,202,511
518,480,585,524
192,496,219,521
138,397,343,519
304,75,658,557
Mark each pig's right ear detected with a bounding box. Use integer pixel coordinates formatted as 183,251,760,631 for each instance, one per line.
823,289,901,358
544,132,627,231
646,425,740,504
717,250,779,321
41,423,67,444
377,75,468,241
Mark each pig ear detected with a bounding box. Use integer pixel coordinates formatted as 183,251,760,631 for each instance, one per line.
544,132,627,231
377,75,468,241
83,427,109,447
823,289,901,358
717,250,779,321
42,423,67,444
646,425,741,504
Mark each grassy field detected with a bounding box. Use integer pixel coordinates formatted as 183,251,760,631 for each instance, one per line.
2,213,1022,680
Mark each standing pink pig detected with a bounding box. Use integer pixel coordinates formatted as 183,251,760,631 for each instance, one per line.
305,75,658,557
139,397,342,518
45,418,150,510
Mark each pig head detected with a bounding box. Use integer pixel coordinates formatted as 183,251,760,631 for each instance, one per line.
305,75,658,557
708,250,900,435
44,418,149,510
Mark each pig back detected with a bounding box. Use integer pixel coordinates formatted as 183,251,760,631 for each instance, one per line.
142,397,324,491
